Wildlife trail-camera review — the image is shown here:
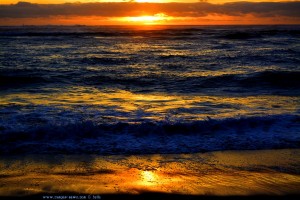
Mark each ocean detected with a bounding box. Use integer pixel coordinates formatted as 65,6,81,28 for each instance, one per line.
0,25,299,155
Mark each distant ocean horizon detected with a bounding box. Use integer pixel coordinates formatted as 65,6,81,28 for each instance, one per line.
0,25,299,155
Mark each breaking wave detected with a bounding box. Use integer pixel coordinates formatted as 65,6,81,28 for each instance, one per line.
0,114,299,155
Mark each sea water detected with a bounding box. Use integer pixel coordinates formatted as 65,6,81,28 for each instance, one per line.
0,25,299,154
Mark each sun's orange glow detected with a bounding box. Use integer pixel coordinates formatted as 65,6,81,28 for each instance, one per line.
135,0,154,2
0,1,295,4
122,13,172,25
134,0,185,2
0,1,299,25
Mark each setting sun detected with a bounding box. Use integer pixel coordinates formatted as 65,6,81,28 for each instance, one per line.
122,13,172,25
134,0,171,2
135,0,153,2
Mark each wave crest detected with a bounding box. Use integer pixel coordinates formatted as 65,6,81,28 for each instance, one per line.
1,115,299,155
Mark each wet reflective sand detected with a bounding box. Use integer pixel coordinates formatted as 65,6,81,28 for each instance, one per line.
0,149,299,198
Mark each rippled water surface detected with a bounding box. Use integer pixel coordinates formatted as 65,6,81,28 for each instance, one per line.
0,25,299,154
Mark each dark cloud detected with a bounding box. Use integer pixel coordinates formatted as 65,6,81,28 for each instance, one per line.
0,1,299,18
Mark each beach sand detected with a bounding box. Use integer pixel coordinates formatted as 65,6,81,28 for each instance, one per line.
0,149,299,199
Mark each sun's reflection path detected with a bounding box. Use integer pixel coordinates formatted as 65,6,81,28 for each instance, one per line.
1,150,300,196
140,170,157,186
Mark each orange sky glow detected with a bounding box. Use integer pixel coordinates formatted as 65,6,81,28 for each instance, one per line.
0,1,299,25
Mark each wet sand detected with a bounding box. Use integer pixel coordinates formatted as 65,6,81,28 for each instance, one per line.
0,149,299,199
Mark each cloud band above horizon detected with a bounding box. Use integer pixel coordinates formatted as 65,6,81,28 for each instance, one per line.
0,1,300,18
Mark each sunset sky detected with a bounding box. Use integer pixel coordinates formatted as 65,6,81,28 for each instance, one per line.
0,0,299,25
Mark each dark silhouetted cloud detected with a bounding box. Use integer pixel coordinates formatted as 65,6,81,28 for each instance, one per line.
0,1,299,18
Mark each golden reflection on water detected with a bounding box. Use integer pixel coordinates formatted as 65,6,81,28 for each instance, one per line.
140,171,157,185
0,86,299,120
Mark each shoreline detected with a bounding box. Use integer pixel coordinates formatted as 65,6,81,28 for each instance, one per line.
0,149,299,198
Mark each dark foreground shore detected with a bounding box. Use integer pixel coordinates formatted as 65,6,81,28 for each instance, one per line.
0,149,299,199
